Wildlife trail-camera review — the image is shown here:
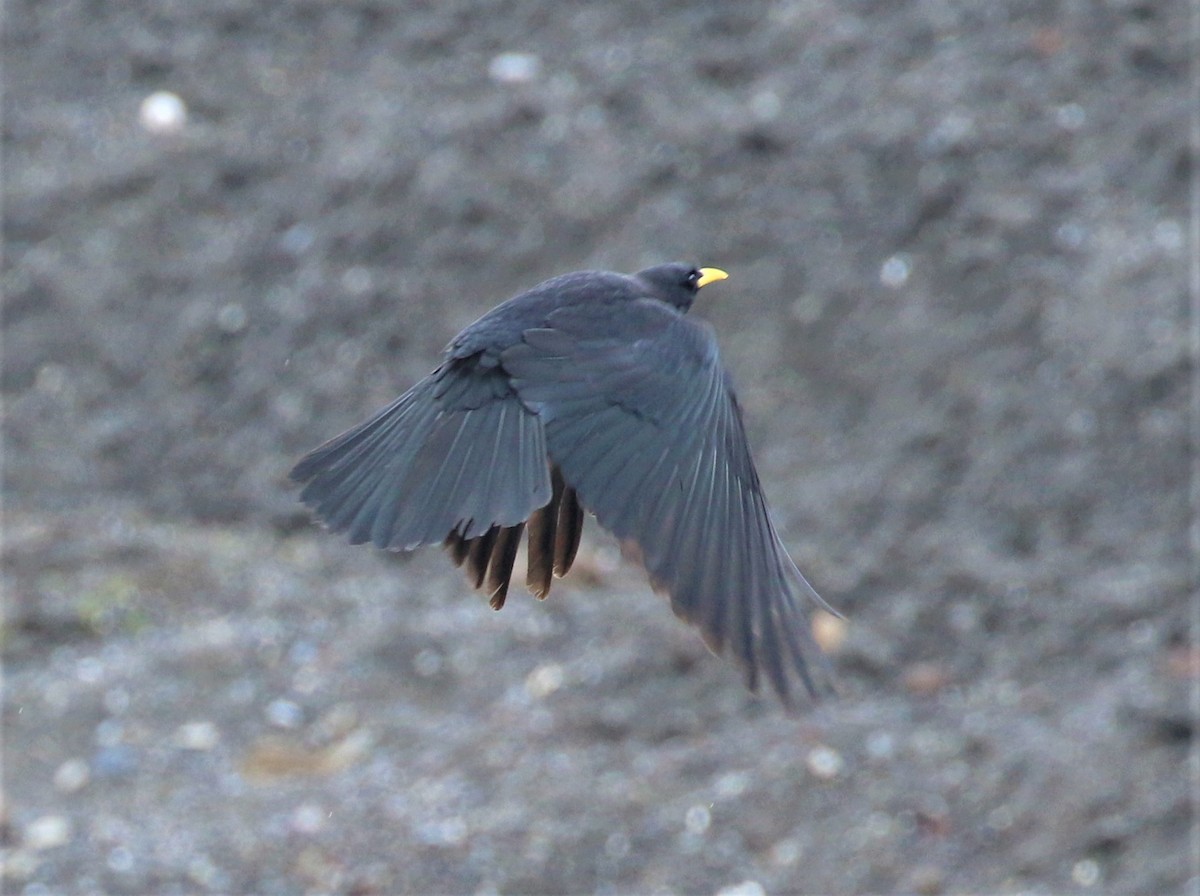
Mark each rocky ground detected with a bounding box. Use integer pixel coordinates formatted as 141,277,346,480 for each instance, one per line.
2,1,1194,893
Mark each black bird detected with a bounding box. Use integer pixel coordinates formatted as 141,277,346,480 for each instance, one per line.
290,263,835,704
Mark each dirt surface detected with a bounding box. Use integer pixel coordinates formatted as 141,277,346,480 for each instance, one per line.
2,1,1194,893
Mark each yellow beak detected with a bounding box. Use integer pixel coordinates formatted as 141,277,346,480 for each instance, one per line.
696,267,729,289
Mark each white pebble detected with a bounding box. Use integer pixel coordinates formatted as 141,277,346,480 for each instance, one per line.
175,720,220,751
187,854,219,887
139,91,187,134
880,253,911,288
1072,858,1101,887
805,745,845,780
107,846,135,873
488,52,540,84
769,836,803,866
1153,219,1183,252
684,804,711,835
25,815,72,851
266,698,304,729
524,663,563,698
291,802,326,834
76,656,104,684
717,881,766,896
986,805,1014,831
713,770,750,798
415,816,468,846
340,265,373,296
750,89,782,122
34,363,69,395
216,303,248,334
53,758,90,793
3,849,39,880
865,730,895,760
1055,102,1086,131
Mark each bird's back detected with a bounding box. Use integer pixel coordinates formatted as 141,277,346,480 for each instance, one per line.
446,270,639,363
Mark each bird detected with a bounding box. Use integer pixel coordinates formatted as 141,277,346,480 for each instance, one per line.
289,263,835,704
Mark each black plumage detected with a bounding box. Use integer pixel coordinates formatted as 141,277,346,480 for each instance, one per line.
290,263,834,703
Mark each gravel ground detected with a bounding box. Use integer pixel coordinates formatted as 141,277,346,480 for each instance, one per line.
3,1,1194,893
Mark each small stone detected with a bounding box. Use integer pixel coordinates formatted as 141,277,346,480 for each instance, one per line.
294,845,345,891
76,656,104,684
266,698,304,729
1054,102,1085,131
1153,219,1183,252
187,854,219,887
175,720,220,751
749,89,782,122
865,730,895,761
903,662,950,696
291,802,326,834
3,849,39,881
414,816,468,846
768,836,802,866
53,758,90,793
107,846,135,873
717,881,766,896
488,52,540,84
321,729,374,773
216,303,248,334
880,253,911,288
33,363,69,395
278,223,315,256
94,717,125,748
684,804,711,835
812,610,848,653
26,815,72,851
139,90,187,134
314,704,359,740
805,745,845,780
1167,646,1200,679
524,663,563,699
1072,858,1101,887
790,293,827,325
713,770,750,799
340,265,373,295
905,864,945,895
92,744,139,779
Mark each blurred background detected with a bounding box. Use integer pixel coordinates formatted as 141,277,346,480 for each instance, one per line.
3,1,1193,893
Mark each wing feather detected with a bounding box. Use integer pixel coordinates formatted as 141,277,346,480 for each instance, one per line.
504,298,833,703
290,361,552,556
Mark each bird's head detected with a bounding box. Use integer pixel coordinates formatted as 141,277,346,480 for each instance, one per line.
634,262,728,312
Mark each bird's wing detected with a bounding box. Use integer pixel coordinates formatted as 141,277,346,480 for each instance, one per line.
289,358,552,552
502,299,833,703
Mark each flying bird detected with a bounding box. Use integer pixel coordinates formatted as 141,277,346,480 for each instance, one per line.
290,263,835,704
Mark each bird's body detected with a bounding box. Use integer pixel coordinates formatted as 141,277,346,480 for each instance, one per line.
291,263,833,704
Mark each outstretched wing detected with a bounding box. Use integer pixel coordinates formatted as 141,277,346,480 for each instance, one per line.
290,357,551,552
502,299,833,703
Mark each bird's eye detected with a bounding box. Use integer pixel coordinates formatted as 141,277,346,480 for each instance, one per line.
686,270,701,286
